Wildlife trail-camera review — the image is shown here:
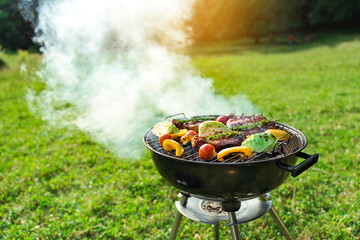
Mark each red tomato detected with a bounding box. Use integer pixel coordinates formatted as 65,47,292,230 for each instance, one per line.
226,118,235,126
216,115,228,125
159,134,173,146
199,144,216,161
186,130,198,136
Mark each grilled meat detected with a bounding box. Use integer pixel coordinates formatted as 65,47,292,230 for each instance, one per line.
172,117,216,132
172,114,270,132
227,114,268,130
240,122,276,135
191,122,276,150
191,134,245,150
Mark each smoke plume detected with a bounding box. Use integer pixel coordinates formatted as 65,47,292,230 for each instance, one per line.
20,0,258,158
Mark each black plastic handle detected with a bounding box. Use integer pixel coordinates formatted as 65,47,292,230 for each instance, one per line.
277,152,319,178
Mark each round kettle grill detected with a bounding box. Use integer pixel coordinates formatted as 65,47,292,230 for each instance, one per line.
143,114,319,239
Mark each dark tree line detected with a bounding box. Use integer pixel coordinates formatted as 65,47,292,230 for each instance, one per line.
0,0,360,50
190,0,360,42
0,0,35,50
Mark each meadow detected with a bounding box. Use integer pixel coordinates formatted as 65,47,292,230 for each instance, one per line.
1,31,359,239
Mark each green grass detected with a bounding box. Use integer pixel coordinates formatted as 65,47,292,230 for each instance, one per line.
1,32,360,239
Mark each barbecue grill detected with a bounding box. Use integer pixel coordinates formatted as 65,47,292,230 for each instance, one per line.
143,114,319,239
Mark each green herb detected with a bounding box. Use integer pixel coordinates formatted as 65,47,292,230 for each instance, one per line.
205,131,238,140
175,116,216,124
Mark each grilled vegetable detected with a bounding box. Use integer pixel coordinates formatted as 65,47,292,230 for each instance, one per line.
241,132,277,152
152,121,179,137
168,124,179,134
159,134,173,146
170,129,188,140
265,129,289,141
217,146,252,161
172,117,216,131
180,130,198,145
199,144,216,161
216,115,228,125
180,135,190,145
186,130,198,136
198,121,232,137
162,139,184,157
226,118,235,125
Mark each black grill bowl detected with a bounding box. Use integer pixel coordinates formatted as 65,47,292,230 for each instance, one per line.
143,122,318,201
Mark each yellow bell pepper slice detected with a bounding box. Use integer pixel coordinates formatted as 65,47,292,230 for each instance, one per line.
162,139,184,157
217,146,252,161
180,135,189,144
265,129,290,141
180,135,195,145
170,129,188,140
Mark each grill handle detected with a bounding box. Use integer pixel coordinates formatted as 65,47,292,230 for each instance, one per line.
277,152,319,178
165,113,186,121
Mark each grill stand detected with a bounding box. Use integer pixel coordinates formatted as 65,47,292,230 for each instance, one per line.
260,194,294,240
169,193,188,240
169,193,294,240
228,211,241,240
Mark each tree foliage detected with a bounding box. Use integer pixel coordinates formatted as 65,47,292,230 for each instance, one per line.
308,0,360,25
0,0,360,49
191,0,360,42
0,0,34,50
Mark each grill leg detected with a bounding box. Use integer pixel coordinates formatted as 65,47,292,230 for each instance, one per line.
214,222,220,240
169,194,188,240
228,212,240,240
260,195,294,240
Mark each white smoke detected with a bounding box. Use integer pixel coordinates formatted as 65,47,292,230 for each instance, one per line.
20,0,258,158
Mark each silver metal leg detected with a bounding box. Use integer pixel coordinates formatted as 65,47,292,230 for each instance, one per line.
228,212,240,240
214,222,220,240
169,194,188,240
268,206,294,240
260,195,294,240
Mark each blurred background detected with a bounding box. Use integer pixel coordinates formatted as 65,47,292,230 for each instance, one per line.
1,0,360,51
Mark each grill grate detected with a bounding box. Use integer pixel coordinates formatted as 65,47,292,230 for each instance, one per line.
144,122,305,164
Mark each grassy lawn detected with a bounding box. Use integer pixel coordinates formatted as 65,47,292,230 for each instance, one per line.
1,32,360,239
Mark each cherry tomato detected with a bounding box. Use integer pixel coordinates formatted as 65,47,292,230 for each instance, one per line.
199,144,216,161
159,133,173,146
226,118,235,126
186,130,198,136
216,115,228,125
